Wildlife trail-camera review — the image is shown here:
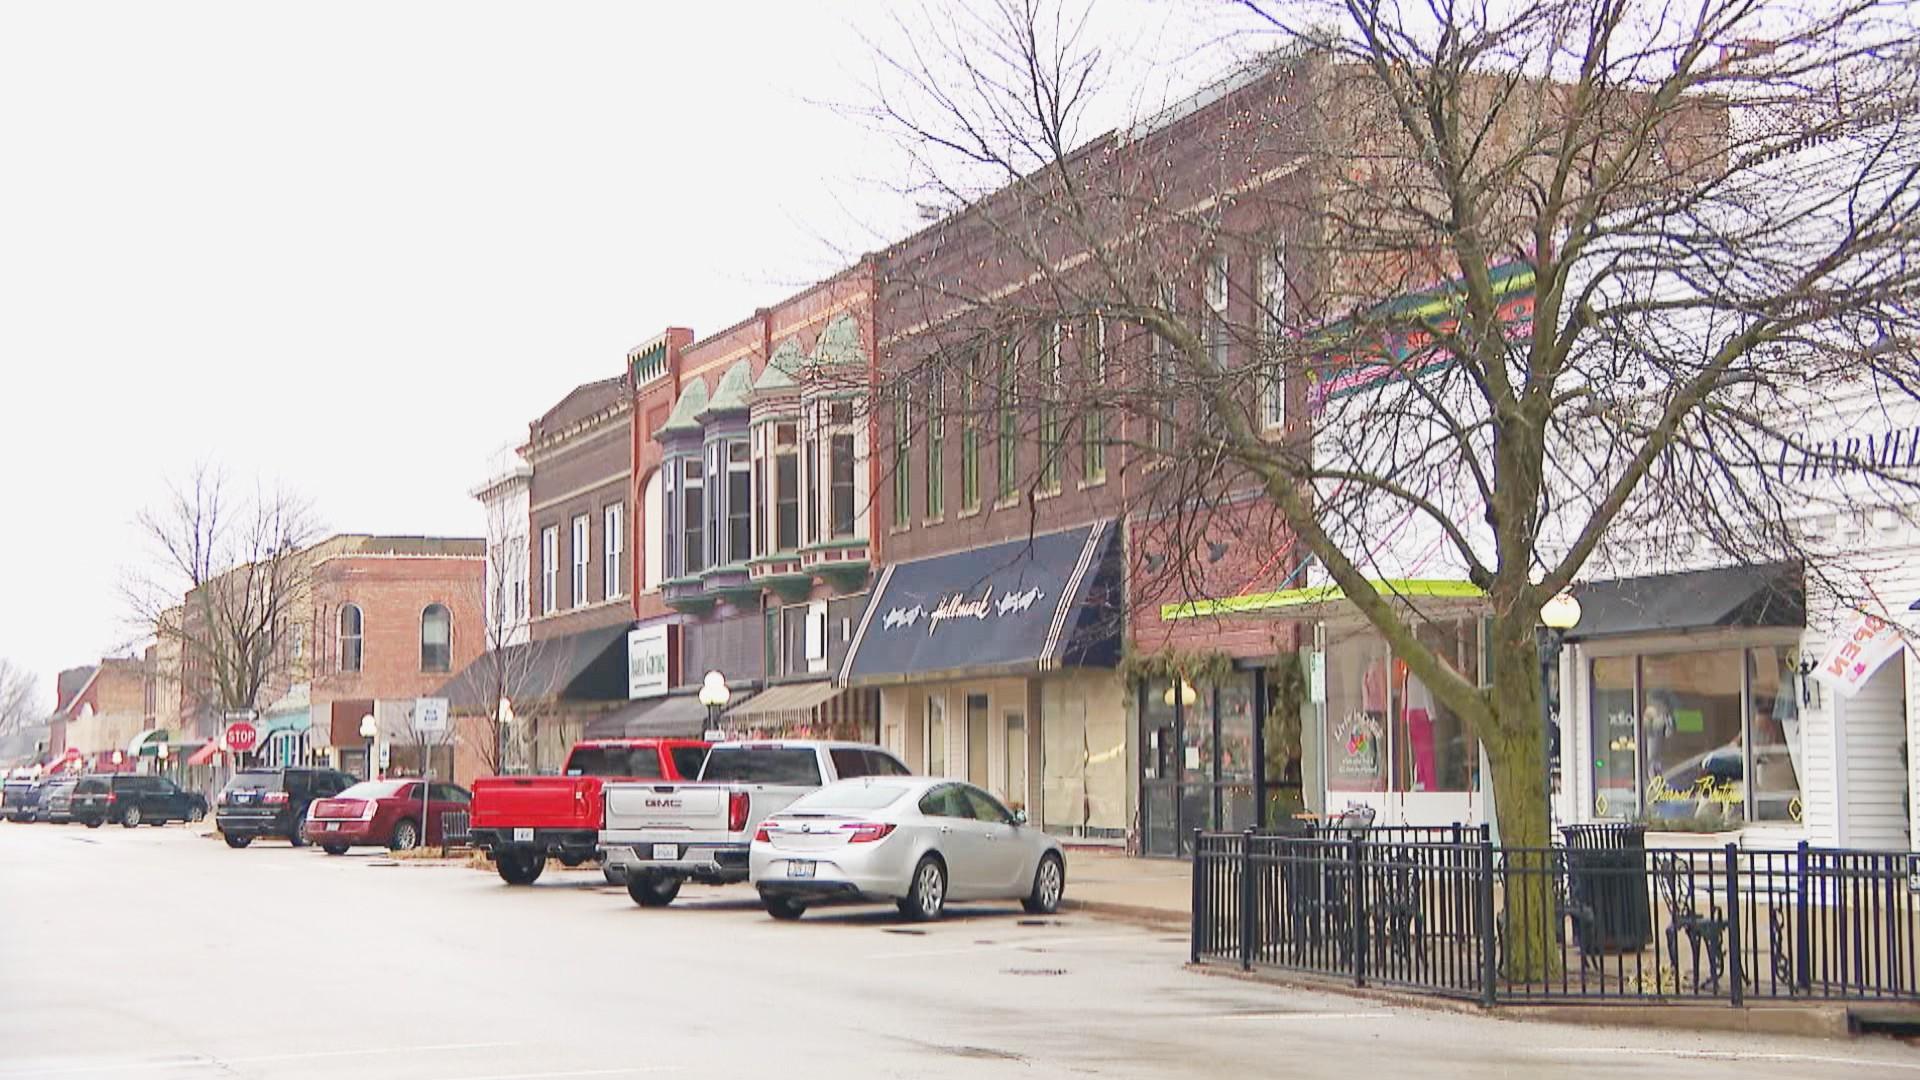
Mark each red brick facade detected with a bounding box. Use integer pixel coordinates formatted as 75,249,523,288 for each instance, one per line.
309,548,485,725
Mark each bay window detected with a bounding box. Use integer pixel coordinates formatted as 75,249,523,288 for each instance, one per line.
707,438,750,567
678,457,704,576
774,422,800,551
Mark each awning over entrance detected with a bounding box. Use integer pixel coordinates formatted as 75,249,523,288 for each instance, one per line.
841,521,1121,684
1564,562,1804,642
439,623,633,711
1159,578,1485,621
581,694,710,739
721,681,874,736
127,728,171,756
185,741,220,767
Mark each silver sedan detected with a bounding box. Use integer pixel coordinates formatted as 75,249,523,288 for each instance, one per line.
749,776,1066,921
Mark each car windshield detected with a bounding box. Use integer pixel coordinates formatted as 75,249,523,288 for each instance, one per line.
224,771,283,793
565,746,663,779
699,748,822,786
785,782,910,814
336,781,408,800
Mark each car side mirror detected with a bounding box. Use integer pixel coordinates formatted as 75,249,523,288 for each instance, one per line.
1012,809,1028,826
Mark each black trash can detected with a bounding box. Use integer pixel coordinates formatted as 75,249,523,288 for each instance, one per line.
1560,823,1653,953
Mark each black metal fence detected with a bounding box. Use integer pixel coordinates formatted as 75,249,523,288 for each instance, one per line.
1192,827,1920,1005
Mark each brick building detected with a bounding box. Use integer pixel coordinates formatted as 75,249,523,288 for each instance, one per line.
304,536,485,784
47,658,151,773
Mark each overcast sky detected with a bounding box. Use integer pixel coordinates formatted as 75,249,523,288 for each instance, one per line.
0,1,1233,710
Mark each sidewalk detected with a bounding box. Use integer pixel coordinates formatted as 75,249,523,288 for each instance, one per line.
1063,846,1190,927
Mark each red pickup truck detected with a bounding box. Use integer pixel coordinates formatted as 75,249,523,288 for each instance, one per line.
468,738,708,885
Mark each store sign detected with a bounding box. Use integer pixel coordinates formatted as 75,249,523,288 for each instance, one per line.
1778,423,1920,481
628,624,671,700
412,697,449,735
883,586,1047,637
1812,612,1908,698
223,722,258,753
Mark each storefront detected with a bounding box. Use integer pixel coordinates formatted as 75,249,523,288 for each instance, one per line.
841,522,1129,840
1147,580,1494,845
1556,561,1917,850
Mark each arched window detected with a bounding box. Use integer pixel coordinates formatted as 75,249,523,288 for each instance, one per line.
339,604,364,673
421,603,452,673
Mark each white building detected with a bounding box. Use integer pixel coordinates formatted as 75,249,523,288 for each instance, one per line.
472,443,533,651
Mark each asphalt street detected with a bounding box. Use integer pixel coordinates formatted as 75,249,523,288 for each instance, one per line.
2,823,1917,1079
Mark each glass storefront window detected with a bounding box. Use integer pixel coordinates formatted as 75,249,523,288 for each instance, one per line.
1393,621,1480,793
1590,655,1639,819
1587,645,1805,827
1749,648,1805,823
1327,632,1389,792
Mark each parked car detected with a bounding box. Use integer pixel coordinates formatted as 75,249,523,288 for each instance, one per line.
302,779,472,854
215,767,357,848
39,778,81,824
468,738,708,886
3,778,48,823
750,777,1065,921
600,740,911,907
70,774,210,828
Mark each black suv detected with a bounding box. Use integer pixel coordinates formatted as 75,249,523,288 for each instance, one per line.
215,767,356,848
71,774,210,828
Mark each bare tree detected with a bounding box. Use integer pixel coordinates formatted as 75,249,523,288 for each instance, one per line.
123,464,321,732
866,0,1920,975
0,659,41,735
452,486,559,777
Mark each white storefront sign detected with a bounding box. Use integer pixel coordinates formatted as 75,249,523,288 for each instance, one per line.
412,697,450,735
1813,612,1909,699
628,624,670,699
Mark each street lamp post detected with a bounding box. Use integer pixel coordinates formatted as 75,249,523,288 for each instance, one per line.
698,671,731,737
1539,591,1583,828
359,714,379,781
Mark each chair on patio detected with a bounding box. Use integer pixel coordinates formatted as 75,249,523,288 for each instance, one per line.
1652,852,1727,992
1553,847,1603,972
1368,846,1427,973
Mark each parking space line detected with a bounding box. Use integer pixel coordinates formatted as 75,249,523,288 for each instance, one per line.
424,1070,683,1080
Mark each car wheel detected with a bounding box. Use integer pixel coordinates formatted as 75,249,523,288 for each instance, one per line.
1022,852,1065,915
627,872,683,908
322,844,349,856
84,818,103,830
495,849,545,885
121,805,143,828
224,834,252,849
389,818,421,852
187,805,206,822
559,854,586,868
601,864,628,886
763,896,806,921
904,855,947,921
288,829,308,848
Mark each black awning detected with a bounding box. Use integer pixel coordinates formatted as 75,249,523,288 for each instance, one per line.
1565,562,1804,641
581,694,710,739
841,521,1121,684
439,622,633,711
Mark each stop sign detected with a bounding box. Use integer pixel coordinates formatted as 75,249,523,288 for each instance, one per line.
224,722,259,752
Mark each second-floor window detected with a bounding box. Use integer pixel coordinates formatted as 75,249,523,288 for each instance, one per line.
1261,240,1287,430
571,515,590,607
1038,322,1063,495
541,526,558,614
774,422,800,551
681,457,705,576
338,604,363,673
420,603,451,673
1085,316,1107,484
604,503,624,598
726,441,751,565
892,389,912,529
996,339,1017,501
1206,252,1230,369
960,350,980,512
926,377,944,519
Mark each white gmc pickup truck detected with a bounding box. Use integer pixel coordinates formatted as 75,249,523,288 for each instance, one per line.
599,739,912,907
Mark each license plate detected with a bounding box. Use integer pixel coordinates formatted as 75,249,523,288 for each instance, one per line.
651,843,678,860
325,822,340,832
788,861,816,878
513,828,533,843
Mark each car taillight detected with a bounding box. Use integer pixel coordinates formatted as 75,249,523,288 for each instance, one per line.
104,794,117,804
754,824,773,843
360,800,378,820
264,792,289,805
727,790,750,833
841,822,895,843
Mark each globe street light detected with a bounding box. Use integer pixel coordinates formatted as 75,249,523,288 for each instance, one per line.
698,671,731,735
1538,590,1583,824
359,713,379,781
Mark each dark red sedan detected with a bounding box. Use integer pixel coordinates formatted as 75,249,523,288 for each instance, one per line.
302,779,471,854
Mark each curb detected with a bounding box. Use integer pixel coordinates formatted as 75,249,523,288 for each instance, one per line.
1186,963,1858,1039
1062,898,1190,932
